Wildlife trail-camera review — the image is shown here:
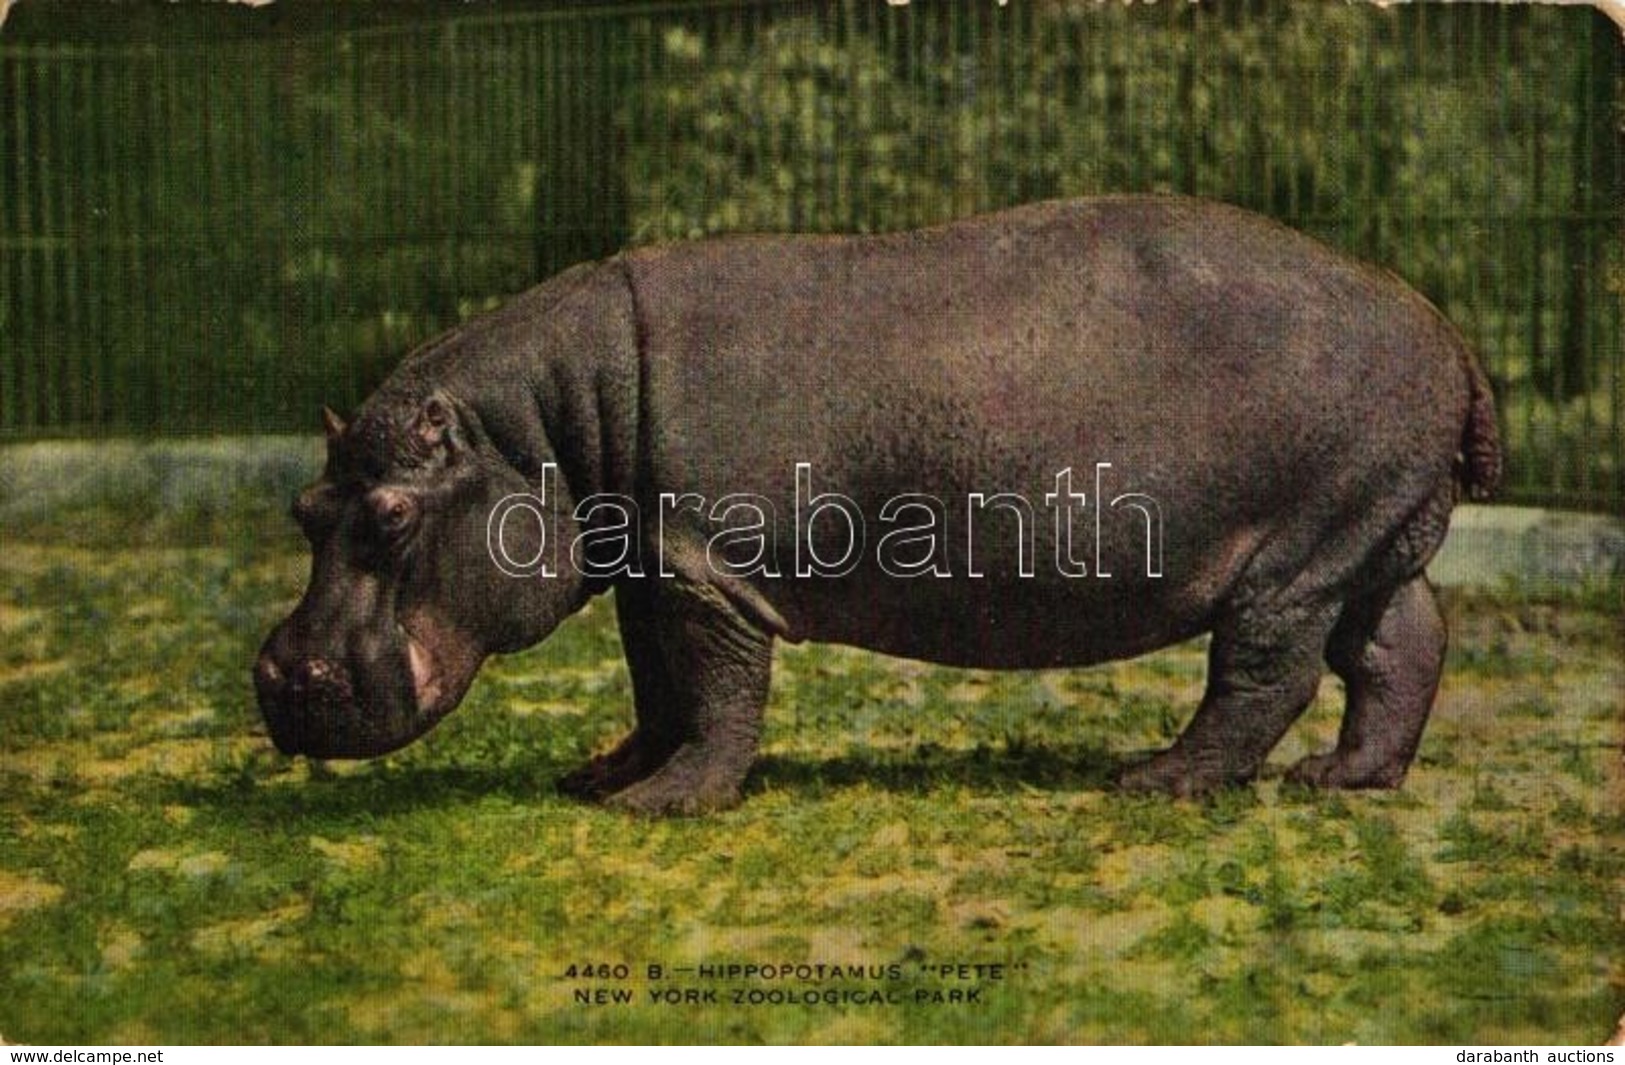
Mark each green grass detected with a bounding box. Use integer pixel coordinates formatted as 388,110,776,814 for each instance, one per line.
0,509,1620,1044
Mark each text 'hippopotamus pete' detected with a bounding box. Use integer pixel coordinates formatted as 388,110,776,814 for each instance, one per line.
256,196,1501,814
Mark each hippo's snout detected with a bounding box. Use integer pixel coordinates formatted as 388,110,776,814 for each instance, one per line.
254,601,485,761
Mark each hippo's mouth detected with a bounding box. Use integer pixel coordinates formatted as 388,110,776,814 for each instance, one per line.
257,612,484,760
403,625,457,721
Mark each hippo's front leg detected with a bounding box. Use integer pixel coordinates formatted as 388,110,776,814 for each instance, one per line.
591,578,773,816
557,583,688,801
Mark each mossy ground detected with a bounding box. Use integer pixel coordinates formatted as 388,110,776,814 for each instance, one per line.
0,506,1620,1044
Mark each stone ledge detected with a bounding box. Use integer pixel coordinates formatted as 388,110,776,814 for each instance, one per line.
0,437,322,519
1430,503,1624,590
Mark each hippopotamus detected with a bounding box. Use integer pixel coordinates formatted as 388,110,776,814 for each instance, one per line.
255,196,1501,814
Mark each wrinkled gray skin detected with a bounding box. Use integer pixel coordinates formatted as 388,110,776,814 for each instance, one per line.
257,196,1502,814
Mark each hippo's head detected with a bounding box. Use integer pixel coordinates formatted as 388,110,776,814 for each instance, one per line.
255,390,584,759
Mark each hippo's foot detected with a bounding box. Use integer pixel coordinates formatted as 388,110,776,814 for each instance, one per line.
1284,751,1406,791
558,729,680,801
602,744,748,817
592,577,771,816
1115,746,1252,799
1289,576,1444,793
1119,603,1339,800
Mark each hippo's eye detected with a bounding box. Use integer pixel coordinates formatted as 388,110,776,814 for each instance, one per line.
367,487,419,543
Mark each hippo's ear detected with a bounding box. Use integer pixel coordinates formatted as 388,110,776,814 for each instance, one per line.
409,392,463,460
322,406,347,442
321,407,347,462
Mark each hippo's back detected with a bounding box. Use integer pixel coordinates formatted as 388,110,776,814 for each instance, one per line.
618,197,1483,662
623,196,1470,510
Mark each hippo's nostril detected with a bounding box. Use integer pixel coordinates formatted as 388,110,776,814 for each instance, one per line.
286,659,329,692
254,653,284,693
283,658,355,707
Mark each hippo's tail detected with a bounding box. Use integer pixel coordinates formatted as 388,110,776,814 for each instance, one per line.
1458,348,1503,503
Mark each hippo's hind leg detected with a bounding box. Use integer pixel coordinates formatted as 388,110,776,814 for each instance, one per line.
558,582,688,801
591,578,772,816
1119,602,1338,797
1287,575,1445,789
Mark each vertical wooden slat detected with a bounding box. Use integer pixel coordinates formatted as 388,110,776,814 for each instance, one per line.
536,18,556,276
81,48,109,432
524,21,543,273
446,25,464,307
191,43,218,433
35,52,64,431
343,33,364,408
897,0,919,228
0,53,17,435
13,55,39,433
402,24,425,320
225,41,257,432
100,50,128,434
163,42,193,433
376,30,401,386
54,51,86,431
133,47,161,433
590,17,606,251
